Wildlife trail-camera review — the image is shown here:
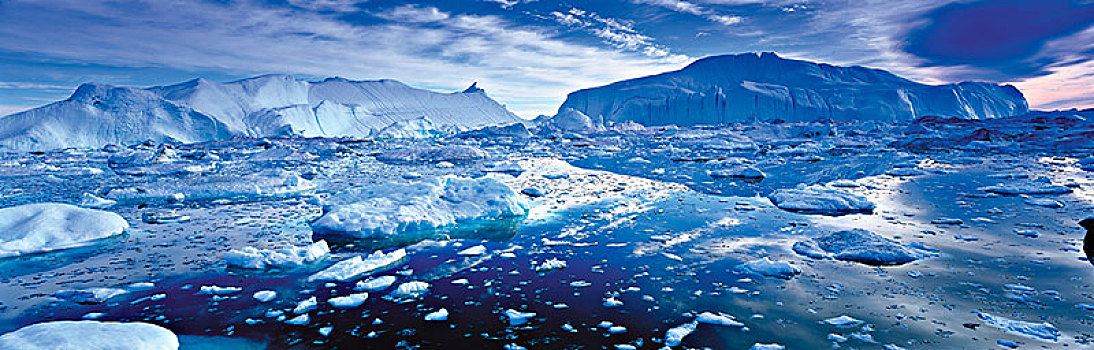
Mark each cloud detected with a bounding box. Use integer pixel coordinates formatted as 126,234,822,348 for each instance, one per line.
377,5,451,23
286,0,362,12
0,82,72,90
902,0,1094,80
548,7,687,60
483,0,535,9
0,0,689,117
633,0,745,25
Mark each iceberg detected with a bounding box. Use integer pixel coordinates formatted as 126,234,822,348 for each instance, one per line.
0,203,128,258
225,240,330,269
738,257,801,279
768,186,875,215
311,176,529,238
0,321,178,350
307,249,406,282
792,229,934,266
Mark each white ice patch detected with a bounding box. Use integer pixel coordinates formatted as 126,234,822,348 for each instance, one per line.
792,229,935,266
328,293,369,309
0,321,178,350
312,176,529,238
0,203,128,258
504,309,536,326
225,240,330,269
307,249,406,282
768,185,875,215
738,257,801,280
976,312,1060,343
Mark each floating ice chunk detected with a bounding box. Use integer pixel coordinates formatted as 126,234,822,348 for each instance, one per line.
376,145,488,164
976,311,1059,342
503,344,527,350
980,179,1072,195
355,276,397,292
536,258,567,272
197,285,241,295
458,245,487,256
696,312,745,327
328,293,369,309
0,321,178,350
53,288,128,304
284,314,309,325
520,187,546,197
792,229,935,266
709,166,766,179
252,290,277,303
225,240,330,269
307,249,406,282
108,170,316,203
602,297,623,307
664,322,697,347
749,343,785,350
767,186,875,216
0,203,128,258
607,326,627,334
293,297,317,314
78,193,116,209
388,281,430,300
885,168,926,177
318,326,332,337
931,218,963,225
504,309,536,326
822,315,864,328
1024,198,1064,208
312,176,529,238
424,308,449,321
738,257,801,280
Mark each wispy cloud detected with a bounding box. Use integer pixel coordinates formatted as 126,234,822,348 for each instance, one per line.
547,7,687,60
633,0,745,26
0,0,690,117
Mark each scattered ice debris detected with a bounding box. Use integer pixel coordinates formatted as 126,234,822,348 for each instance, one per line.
749,343,785,350
709,166,766,179
375,145,488,164
252,290,277,303
388,281,430,300
457,245,487,256
108,170,315,203
311,176,529,238
503,343,528,350
0,203,128,257
328,293,369,309
976,311,1060,343
1024,198,1064,208
520,187,546,198
373,117,444,139
293,297,318,314
0,321,178,350
504,309,536,326
307,249,406,282
739,257,801,279
792,229,935,266
1014,229,1039,238
424,308,449,321
979,178,1072,195
197,285,241,295
821,315,864,328
767,186,875,215
53,288,128,305
355,276,397,292
535,258,567,272
225,240,330,269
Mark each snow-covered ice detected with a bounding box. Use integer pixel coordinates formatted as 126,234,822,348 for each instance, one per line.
0,203,128,257
0,321,178,350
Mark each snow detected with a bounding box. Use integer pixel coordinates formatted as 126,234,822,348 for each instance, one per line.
556,52,1026,126
504,309,536,326
767,185,875,215
0,321,178,350
0,75,520,151
307,249,406,282
792,229,935,266
976,312,1059,342
311,176,529,238
328,292,369,309
738,257,801,279
225,240,330,269
0,203,128,258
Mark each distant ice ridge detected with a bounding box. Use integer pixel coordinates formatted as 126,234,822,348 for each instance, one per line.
0,75,521,151
556,52,1027,126
0,203,128,257
0,321,178,350
311,176,530,238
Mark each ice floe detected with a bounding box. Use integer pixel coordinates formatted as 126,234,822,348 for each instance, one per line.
0,321,178,350
307,249,406,282
767,186,875,215
792,229,935,266
738,257,801,279
225,240,330,269
0,203,128,258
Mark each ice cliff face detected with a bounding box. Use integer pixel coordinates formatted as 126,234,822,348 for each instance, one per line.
0,75,521,151
557,52,1028,126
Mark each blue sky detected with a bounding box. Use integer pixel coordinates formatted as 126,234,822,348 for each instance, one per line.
0,0,1091,118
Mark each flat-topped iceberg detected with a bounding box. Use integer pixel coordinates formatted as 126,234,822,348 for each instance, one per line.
375,145,488,164
768,186,875,215
225,240,330,269
0,203,128,258
738,257,801,279
0,321,178,350
311,176,529,238
793,229,935,266
979,178,1072,195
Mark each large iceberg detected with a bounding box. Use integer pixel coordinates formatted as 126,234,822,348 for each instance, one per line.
0,321,178,350
0,203,128,258
556,52,1027,126
0,75,520,151
793,229,935,266
311,176,530,238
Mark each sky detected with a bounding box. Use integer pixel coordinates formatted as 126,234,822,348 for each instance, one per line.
0,0,1091,118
